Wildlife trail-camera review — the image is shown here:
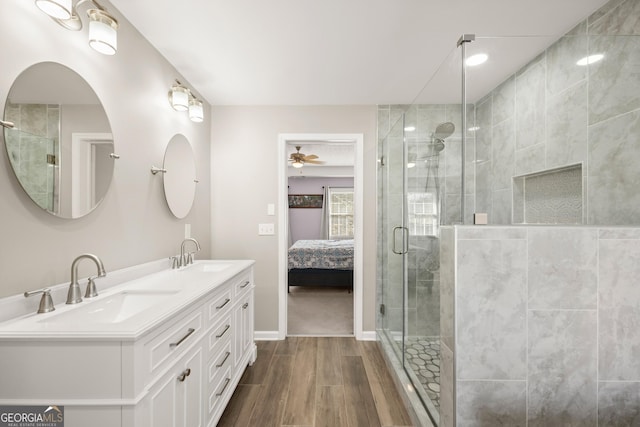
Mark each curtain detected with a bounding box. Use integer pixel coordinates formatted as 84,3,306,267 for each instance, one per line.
288,186,293,246
319,186,330,239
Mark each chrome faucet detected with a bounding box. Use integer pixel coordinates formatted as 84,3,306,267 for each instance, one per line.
180,238,201,267
66,254,106,304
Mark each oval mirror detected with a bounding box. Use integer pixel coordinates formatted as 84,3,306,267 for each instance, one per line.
3,62,114,219
163,134,197,218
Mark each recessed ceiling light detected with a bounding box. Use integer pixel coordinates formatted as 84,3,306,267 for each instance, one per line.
404,126,416,132
465,53,488,67
576,54,604,66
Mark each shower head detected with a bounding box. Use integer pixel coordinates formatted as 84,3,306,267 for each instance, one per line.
433,140,445,152
429,121,455,152
434,122,455,140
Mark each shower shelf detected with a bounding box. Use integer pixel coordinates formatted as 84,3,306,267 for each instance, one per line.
513,163,583,225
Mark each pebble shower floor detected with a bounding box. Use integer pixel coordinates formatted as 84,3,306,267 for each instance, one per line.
404,336,441,408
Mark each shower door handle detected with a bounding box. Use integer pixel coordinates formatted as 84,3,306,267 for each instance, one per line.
392,226,409,255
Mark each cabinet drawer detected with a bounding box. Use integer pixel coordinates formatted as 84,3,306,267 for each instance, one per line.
207,364,232,420
208,340,232,386
233,272,252,296
207,286,233,321
208,315,232,353
147,309,203,373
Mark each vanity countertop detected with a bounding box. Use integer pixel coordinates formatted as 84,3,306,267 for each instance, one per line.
0,259,254,340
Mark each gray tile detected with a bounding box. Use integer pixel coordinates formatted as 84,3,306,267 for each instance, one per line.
492,75,516,125
492,189,512,225
598,381,640,426
513,178,525,224
588,0,640,35
515,143,545,176
546,81,589,169
475,98,492,163
545,28,588,96
516,58,546,150
528,228,597,309
527,310,597,426
588,35,640,125
457,380,526,426
491,118,515,191
456,227,526,240
474,160,491,218
439,227,455,352
588,109,640,225
599,238,640,381
599,228,640,240
440,345,454,427
457,238,527,380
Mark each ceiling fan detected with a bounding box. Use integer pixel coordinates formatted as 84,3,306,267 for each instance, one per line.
288,146,324,168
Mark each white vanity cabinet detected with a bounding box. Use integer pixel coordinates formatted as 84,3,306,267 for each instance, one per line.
136,265,256,427
234,285,254,369
0,260,256,427
146,343,204,427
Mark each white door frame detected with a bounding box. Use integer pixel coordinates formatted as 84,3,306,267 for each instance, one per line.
71,132,113,218
277,133,364,340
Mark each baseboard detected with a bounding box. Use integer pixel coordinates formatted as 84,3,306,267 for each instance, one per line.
254,330,280,340
358,330,377,341
255,330,376,341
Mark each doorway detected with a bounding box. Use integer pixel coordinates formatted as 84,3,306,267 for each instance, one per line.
277,133,364,339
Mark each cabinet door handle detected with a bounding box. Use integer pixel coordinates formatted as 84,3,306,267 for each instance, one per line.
242,302,249,309
170,328,195,348
215,378,231,397
216,324,230,338
177,368,191,382
216,351,231,368
240,281,250,288
216,298,231,310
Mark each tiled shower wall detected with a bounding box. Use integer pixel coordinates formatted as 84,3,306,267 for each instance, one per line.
4,103,59,212
440,225,640,426
474,0,640,225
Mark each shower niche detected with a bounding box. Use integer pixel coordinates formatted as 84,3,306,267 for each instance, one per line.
513,163,583,225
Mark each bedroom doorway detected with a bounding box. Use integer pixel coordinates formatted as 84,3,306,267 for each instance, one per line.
277,133,364,339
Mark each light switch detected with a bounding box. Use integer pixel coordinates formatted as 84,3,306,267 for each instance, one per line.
258,223,275,235
267,203,275,216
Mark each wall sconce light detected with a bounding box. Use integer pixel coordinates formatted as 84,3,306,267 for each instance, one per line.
188,98,204,123
169,80,204,123
35,0,119,55
169,82,190,111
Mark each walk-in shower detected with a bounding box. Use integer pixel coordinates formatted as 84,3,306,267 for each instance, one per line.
378,4,640,422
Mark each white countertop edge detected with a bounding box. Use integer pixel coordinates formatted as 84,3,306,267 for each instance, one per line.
0,259,255,341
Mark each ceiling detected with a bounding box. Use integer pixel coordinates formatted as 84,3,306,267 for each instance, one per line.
109,0,609,106
286,141,355,176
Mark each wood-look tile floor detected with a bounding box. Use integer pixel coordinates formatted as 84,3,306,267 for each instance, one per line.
218,337,414,427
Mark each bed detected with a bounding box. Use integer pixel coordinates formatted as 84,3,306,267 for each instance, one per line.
287,239,354,292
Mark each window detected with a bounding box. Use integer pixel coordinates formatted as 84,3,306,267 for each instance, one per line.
328,187,354,239
407,192,437,237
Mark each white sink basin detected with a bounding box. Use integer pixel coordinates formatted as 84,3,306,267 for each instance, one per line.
40,290,180,324
183,261,235,273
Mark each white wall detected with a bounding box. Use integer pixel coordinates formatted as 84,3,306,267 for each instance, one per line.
210,106,378,333
288,176,354,242
0,1,211,297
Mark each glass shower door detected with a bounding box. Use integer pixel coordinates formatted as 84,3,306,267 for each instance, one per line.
378,111,407,362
